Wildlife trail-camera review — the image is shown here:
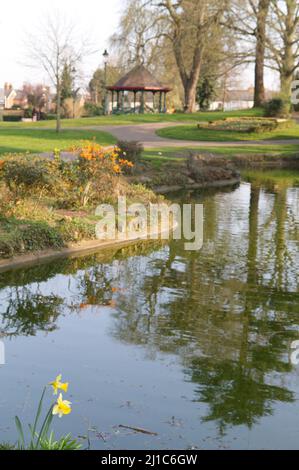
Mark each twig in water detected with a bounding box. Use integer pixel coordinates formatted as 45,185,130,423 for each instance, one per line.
118,424,158,436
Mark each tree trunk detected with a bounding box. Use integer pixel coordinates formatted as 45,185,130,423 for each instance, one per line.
56,80,61,133
254,0,270,107
173,46,201,113
280,0,296,100
280,73,294,99
184,79,199,113
247,185,260,285
176,48,202,113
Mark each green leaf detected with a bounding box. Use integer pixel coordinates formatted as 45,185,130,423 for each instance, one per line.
39,433,82,451
32,387,47,440
35,405,54,449
15,416,25,449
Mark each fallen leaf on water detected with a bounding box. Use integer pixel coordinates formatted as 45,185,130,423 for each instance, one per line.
79,303,89,309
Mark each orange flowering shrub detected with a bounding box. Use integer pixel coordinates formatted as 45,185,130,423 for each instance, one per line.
0,143,137,211
70,142,134,207
73,142,134,174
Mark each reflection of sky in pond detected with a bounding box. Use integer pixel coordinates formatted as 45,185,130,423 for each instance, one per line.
0,172,298,449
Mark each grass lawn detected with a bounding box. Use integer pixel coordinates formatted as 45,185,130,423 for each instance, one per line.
0,108,263,129
243,168,299,183
0,129,116,155
142,144,299,168
156,122,299,142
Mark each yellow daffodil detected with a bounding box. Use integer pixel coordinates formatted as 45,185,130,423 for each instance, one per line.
52,393,72,418
50,374,69,395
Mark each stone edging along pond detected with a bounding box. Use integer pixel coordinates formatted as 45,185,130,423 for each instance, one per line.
0,227,165,274
0,213,184,274
153,177,241,194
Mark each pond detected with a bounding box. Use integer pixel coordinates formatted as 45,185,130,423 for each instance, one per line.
0,169,298,450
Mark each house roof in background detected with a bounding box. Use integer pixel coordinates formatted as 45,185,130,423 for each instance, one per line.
15,90,23,98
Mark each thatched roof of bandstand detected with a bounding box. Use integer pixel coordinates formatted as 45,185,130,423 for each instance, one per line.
107,65,171,92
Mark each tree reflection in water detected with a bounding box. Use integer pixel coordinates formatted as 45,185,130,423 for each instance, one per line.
0,171,298,434
109,173,299,431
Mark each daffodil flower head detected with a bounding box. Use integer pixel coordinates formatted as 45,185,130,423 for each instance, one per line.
52,393,72,418
50,374,69,395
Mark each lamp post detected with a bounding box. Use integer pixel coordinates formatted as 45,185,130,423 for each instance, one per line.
103,49,109,115
70,67,77,119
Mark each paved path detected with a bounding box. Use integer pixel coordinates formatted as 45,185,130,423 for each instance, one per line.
29,121,299,151
91,122,299,148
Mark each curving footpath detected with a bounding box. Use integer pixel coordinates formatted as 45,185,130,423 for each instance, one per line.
35,121,299,159
94,122,299,148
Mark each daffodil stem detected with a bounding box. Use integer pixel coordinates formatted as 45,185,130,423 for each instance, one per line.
31,386,47,443
35,404,54,450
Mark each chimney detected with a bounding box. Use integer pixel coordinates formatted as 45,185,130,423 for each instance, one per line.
4,83,12,94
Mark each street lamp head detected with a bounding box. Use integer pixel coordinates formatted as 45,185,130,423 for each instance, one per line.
103,49,109,60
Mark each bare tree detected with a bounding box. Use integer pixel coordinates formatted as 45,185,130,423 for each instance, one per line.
226,0,271,107
254,0,271,106
266,0,299,98
153,0,229,113
26,14,87,132
111,0,241,111
110,0,165,69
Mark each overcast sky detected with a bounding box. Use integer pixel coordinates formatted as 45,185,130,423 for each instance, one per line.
0,0,123,88
0,0,278,91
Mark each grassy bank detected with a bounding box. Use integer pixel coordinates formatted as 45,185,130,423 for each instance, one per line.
0,129,116,155
142,145,299,169
243,168,299,185
0,144,163,259
0,108,263,129
156,122,299,142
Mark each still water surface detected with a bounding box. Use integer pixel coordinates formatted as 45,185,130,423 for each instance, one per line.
0,170,298,450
